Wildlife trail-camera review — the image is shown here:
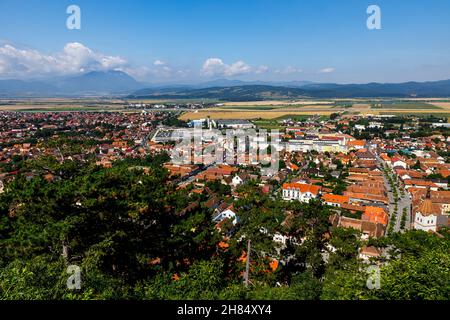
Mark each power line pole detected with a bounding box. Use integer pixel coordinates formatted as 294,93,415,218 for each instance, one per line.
244,239,251,287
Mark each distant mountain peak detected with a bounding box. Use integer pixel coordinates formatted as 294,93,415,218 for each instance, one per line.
0,70,145,97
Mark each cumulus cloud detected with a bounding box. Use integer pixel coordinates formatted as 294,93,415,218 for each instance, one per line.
126,60,191,81
0,43,320,82
319,67,335,74
202,58,252,77
153,59,165,66
0,42,128,79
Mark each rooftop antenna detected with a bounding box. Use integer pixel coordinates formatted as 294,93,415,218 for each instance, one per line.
244,239,251,287
56,146,65,163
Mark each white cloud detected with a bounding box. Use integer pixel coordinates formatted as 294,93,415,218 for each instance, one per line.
0,42,128,79
153,59,165,66
122,66,151,80
319,67,335,74
202,58,225,76
1,43,317,82
127,60,191,81
202,58,252,77
255,65,269,74
275,66,303,74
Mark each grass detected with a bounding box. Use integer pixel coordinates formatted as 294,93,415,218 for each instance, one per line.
252,120,286,130
274,114,313,121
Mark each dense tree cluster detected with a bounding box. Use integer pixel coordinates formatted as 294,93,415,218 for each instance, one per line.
0,155,448,300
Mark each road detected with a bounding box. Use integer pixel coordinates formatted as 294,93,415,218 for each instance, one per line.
376,154,412,234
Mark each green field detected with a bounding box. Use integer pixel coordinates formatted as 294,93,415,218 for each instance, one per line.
371,102,442,109
252,115,329,129
220,105,282,110
380,112,450,118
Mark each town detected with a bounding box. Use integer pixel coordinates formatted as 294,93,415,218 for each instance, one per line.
1,110,448,282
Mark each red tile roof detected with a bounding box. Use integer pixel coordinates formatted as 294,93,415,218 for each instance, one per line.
282,183,321,196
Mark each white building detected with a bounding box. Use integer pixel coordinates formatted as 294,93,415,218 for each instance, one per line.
391,157,407,169
282,183,321,203
231,175,244,187
213,209,239,225
414,199,448,232
359,246,381,263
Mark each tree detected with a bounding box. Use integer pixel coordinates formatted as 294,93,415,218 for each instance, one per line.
138,259,225,300
412,160,421,170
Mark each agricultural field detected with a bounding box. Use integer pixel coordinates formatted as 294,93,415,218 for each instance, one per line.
220,100,333,106
0,98,127,112
2,98,450,119
178,110,333,120
431,102,450,109
179,99,450,120
370,101,442,109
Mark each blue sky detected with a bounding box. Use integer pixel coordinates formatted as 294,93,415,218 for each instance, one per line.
0,0,449,83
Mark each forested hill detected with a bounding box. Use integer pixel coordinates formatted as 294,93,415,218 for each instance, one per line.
129,80,450,100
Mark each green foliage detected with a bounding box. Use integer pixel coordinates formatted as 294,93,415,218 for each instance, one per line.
138,259,225,300
0,154,448,301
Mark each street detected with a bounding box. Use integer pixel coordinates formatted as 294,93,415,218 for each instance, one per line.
376,153,412,234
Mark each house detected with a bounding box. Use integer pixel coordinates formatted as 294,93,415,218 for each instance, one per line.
231,173,252,187
231,174,244,187
330,171,341,179
204,196,222,211
380,153,391,163
430,179,448,190
404,179,439,191
348,168,369,175
304,168,322,177
272,233,290,248
344,191,389,206
356,149,376,160
164,163,199,178
359,246,381,262
347,140,366,150
391,157,407,169
341,203,366,214
212,205,240,226
362,206,389,226
329,214,386,238
322,194,349,207
437,169,450,178
414,198,448,232
194,164,238,182
287,162,299,171
395,169,425,181
282,183,322,203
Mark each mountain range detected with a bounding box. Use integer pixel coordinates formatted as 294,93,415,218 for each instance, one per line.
1,70,450,99
129,79,450,100
0,71,142,97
